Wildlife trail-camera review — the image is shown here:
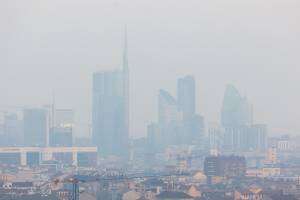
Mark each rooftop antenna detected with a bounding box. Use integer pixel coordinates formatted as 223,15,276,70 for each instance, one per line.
123,24,128,72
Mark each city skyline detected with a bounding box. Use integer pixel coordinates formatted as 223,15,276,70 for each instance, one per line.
1,1,300,199
1,0,300,138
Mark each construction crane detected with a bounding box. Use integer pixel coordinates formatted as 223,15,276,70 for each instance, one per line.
53,171,190,200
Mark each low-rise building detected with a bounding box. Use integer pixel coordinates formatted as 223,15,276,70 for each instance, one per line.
0,147,97,167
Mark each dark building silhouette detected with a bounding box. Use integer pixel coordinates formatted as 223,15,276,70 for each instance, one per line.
204,155,246,183
0,113,23,147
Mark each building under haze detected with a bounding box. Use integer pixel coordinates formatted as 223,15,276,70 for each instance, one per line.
178,76,204,145
146,123,161,153
158,89,183,146
221,84,253,127
23,108,48,147
92,30,129,157
49,109,74,147
221,85,267,153
54,109,74,128
49,127,72,147
204,155,246,183
0,113,23,147
149,76,204,149
177,75,195,121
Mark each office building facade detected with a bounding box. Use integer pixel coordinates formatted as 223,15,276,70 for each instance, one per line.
49,109,74,147
23,108,48,147
92,30,129,157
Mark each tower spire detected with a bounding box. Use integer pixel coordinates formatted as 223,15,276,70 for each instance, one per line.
123,25,128,71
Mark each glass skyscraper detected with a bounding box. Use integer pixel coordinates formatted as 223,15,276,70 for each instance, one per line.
92,29,129,157
221,84,253,127
23,108,48,147
221,85,267,153
177,75,195,121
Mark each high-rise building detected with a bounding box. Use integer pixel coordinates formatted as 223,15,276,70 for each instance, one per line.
220,85,267,153
249,124,267,151
2,113,23,146
23,108,48,147
158,90,183,146
183,114,205,145
146,123,161,154
92,29,129,157
221,84,252,127
49,109,74,147
177,75,195,121
50,127,72,147
223,126,248,152
153,76,204,148
55,109,74,128
208,123,224,153
158,90,182,126
178,76,204,145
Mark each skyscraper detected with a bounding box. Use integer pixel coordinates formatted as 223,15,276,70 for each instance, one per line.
249,124,267,152
150,75,205,148
55,109,74,128
158,90,183,146
1,113,23,147
92,29,129,157
221,84,252,127
146,123,161,152
23,108,48,147
177,75,204,145
221,85,266,153
158,90,182,126
49,109,74,147
177,75,195,121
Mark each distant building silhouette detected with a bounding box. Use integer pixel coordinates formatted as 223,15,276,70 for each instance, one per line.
158,89,182,126
204,155,246,184
49,109,74,147
1,113,23,147
177,75,195,121
221,85,267,153
177,76,204,145
221,84,253,127
148,76,204,149
158,89,183,146
50,127,72,147
23,108,48,147
92,28,129,157
146,123,161,153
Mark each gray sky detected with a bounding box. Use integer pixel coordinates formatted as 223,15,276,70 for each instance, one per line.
1,0,300,138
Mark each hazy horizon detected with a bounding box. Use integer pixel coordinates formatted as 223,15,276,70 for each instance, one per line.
1,0,300,138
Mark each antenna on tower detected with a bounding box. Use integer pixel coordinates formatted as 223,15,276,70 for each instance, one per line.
123,25,128,71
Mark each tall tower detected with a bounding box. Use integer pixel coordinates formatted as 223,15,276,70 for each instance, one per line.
123,25,129,150
24,108,48,147
177,75,196,121
123,25,129,72
92,27,129,157
221,84,252,127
